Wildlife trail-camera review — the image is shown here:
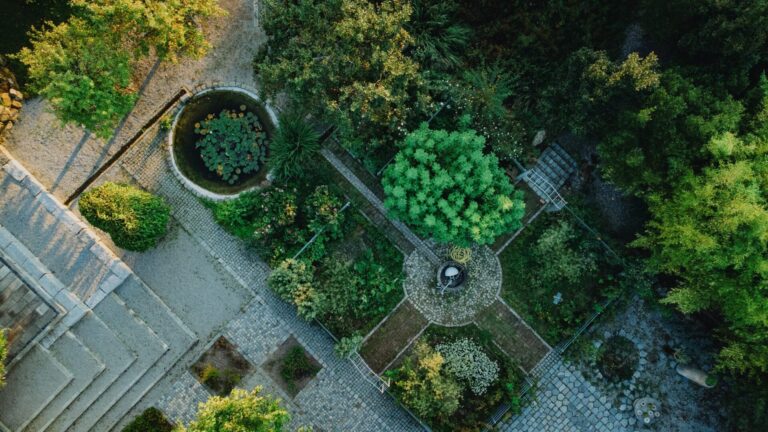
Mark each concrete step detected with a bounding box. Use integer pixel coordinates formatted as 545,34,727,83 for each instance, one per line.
42,313,136,432
23,332,106,432
92,276,198,431
0,345,73,432
66,293,168,432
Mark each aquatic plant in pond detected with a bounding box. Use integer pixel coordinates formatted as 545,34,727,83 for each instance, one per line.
194,108,267,184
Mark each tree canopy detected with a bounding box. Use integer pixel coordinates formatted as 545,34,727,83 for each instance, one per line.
255,0,431,154
180,387,289,432
382,124,524,246
14,0,223,138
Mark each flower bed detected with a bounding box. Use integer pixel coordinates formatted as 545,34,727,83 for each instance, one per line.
209,161,404,348
499,212,623,344
386,324,525,432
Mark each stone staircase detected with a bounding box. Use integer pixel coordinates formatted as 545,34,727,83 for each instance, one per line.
520,143,577,211
0,157,198,432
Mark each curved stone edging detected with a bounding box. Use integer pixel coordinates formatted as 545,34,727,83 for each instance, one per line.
167,85,279,201
404,244,501,326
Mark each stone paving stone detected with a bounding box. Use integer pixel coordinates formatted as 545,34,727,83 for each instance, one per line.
123,131,424,431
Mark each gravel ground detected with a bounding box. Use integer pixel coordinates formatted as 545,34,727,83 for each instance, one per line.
404,244,500,326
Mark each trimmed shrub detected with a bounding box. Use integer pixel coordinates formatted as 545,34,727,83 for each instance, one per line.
181,387,289,432
269,113,321,181
437,338,499,395
79,182,170,252
280,346,319,392
195,108,268,184
122,407,173,432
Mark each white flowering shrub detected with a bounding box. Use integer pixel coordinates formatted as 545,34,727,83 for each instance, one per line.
437,338,499,395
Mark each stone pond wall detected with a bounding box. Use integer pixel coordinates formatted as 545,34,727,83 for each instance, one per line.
0,56,23,141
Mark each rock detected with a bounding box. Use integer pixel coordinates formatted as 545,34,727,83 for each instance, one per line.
9,88,22,100
0,93,10,107
11,100,21,109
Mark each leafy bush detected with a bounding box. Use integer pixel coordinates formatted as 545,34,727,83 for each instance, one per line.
387,340,462,421
122,407,173,432
180,387,289,432
269,113,321,181
195,109,268,184
383,124,525,246
437,338,499,395
79,182,170,251
211,184,345,265
407,0,470,73
334,334,364,358
15,19,136,139
267,259,322,320
280,346,319,392
0,329,7,388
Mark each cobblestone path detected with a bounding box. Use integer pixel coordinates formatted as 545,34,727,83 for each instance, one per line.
121,129,424,431
499,352,633,432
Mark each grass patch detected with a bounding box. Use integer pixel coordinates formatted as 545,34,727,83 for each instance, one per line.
360,300,428,373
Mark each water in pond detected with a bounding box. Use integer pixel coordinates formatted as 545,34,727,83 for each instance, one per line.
172,90,276,194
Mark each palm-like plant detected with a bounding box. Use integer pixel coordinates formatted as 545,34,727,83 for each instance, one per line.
269,113,321,181
407,0,471,72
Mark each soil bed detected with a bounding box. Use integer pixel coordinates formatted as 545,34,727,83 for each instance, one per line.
262,336,322,398
191,336,253,396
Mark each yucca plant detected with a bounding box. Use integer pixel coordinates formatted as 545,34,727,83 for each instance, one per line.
269,113,321,181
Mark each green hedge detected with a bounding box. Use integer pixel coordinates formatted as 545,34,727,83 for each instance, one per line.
79,182,170,252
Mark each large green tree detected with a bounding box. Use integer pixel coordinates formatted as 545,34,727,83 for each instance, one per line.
15,0,222,138
179,387,289,432
382,124,524,246
255,0,430,154
635,132,768,375
16,18,135,138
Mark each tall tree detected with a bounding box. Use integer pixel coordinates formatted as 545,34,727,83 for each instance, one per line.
382,124,524,246
635,132,768,375
15,18,135,138
180,387,290,432
255,0,430,155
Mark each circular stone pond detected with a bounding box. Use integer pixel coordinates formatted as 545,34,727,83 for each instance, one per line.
168,87,278,200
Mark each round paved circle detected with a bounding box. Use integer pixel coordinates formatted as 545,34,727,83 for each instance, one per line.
404,243,501,326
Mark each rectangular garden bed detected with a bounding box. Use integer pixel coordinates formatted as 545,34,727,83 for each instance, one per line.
360,300,429,374
498,211,623,345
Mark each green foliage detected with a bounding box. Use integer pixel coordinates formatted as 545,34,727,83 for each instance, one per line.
180,387,289,432
382,124,525,246
269,113,321,181
122,407,173,432
211,184,344,265
79,182,170,252
386,340,462,421
256,0,430,154
268,259,322,320
640,0,768,90
280,346,319,392
635,132,768,375
407,0,470,73
500,216,613,343
72,0,224,62
15,18,135,139
0,329,7,389
195,109,268,184
13,0,222,137
334,334,364,358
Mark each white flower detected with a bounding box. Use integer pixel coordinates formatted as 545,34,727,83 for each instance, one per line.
437,338,499,395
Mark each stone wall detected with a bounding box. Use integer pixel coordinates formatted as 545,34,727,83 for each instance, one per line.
0,57,23,141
